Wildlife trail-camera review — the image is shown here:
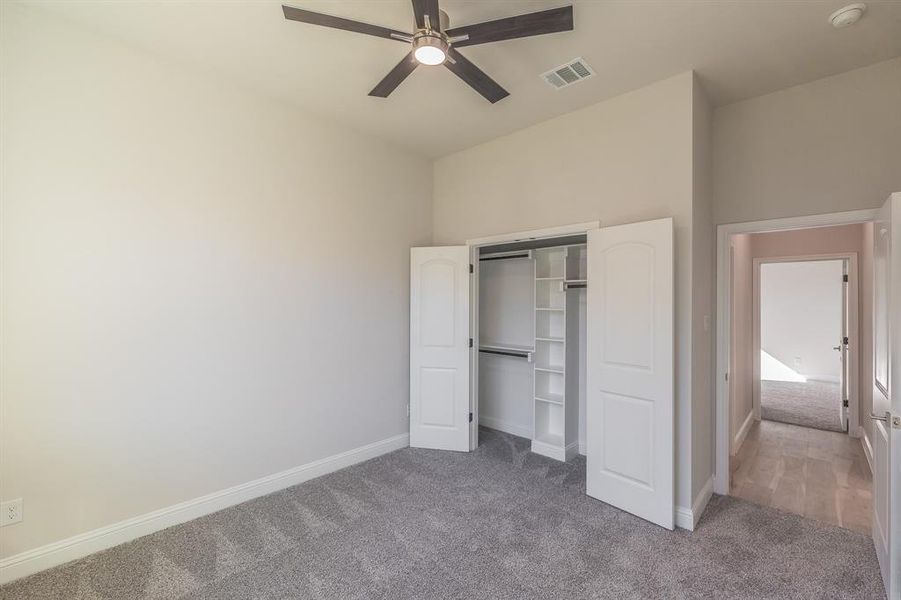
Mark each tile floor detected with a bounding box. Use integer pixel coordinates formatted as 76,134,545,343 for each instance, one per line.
730,419,872,534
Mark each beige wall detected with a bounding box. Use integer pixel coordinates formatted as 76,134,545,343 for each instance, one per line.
730,224,871,445
433,71,704,510
713,58,901,225
0,4,432,558
691,76,715,498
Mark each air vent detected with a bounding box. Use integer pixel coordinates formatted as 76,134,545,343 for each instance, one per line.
541,58,594,90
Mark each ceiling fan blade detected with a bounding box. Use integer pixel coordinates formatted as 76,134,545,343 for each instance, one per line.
412,0,441,31
445,6,573,47
444,48,509,104
369,52,418,98
282,5,409,41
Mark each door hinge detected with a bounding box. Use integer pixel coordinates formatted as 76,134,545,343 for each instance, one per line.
843,400,849,407
469,412,473,423
843,274,849,283
469,264,474,274
725,372,729,382
843,336,849,345
469,338,473,348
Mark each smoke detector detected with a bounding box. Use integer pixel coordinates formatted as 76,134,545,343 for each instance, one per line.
829,3,866,28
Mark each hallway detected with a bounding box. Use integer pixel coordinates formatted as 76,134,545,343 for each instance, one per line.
731,420,871,534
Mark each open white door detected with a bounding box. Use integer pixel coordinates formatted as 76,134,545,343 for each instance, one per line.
410,246,471,451
871,192,900,598
586,218,674,529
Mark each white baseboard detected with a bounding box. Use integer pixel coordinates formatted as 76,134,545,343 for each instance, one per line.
675,475,714,531
479,416,532,440
0,433,409,585
859,426,874,474
731,411,755,456
531,439,568,462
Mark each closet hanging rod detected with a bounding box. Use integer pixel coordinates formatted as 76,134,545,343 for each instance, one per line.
478,348,531,359
564,281,587,290
479,250,532,262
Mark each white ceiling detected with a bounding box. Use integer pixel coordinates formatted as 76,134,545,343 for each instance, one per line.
23,0,901,157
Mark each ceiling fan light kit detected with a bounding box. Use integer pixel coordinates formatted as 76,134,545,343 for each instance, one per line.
412,32,448,66
282,2,574,103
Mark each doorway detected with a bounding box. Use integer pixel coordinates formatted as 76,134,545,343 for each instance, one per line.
757,258,849,433
718,218,874,534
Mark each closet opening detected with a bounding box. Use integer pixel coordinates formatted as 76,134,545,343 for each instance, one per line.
471,233,588,462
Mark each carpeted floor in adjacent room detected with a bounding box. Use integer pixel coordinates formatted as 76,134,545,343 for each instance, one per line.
761,379,845,432
1,427,884,599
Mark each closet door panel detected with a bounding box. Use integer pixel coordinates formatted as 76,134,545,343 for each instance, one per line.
410,246,471,451
586,218,674,529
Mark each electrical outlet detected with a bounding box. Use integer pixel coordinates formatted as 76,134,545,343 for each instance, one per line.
1,498,22,526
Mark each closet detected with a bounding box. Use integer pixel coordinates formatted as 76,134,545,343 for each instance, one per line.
410,217,675,529
476,239,587,461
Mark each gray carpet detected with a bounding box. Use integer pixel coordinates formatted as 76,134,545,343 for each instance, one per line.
761,379,845,433
1,427,884,600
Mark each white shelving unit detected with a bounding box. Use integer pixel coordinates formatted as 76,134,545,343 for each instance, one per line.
530,246,582,461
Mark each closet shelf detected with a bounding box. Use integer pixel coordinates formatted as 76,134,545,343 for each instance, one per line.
535,277,564,281
534,366,564,375
535,394,564,406
535,307,564,312
479,342,533,353
535,337,564,343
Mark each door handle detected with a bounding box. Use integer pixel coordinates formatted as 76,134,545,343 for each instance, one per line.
871,412,901,428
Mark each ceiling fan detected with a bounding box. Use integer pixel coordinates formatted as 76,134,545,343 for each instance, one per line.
282,2,574,104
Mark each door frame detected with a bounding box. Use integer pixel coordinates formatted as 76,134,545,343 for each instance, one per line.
714,208,878,495
751,253,858,435
466,221,600,450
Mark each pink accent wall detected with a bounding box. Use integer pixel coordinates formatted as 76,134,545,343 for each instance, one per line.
730,234,753,446
730,222,872,445
749,224,864,258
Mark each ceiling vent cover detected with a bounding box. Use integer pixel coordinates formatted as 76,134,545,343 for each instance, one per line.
541,58,594,90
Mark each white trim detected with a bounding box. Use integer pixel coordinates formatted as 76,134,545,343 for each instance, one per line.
530,439,579,462
732,410,755,456
675,476,714,531
0,433,409,585
715,208,878,495
466,221,600,247
479,416,532,440
751,253,859,435
859,426,874,474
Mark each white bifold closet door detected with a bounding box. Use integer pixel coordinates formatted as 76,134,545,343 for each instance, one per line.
586,218,674,529
409,246,471,451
